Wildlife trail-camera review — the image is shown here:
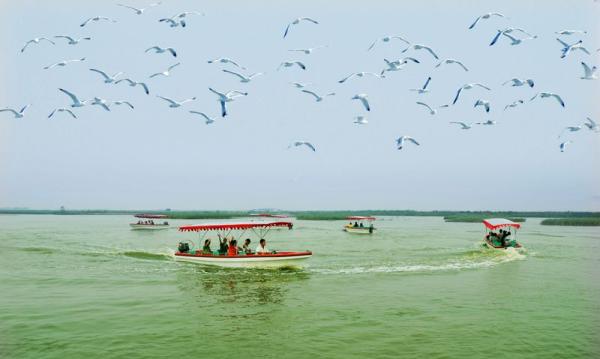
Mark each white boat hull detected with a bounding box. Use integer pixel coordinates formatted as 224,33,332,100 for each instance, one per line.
344,226,375,234
130,224,170,230
174,252,312,268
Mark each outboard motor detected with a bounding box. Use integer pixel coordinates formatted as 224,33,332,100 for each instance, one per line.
178,242,190,253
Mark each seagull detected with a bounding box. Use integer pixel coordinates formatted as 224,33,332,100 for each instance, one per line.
114,78,150,95
44,57,86,69
290,82,312,88
367,35,410,51
157,95,196,108
416,101,437,115
381,57,420,75
450,121,472,130
453,83,491,104
351,94,370,111
530,92,565,107
557,39,591,58
283,17,319,38
278,61,306,70
164,11,204,27
116,2,161,15
558,126,582,138
288,45,327,54
159,18,183,28
289,141,316,152
207,58,246,70
91,97,111,111
409,77,432,94
401,44,439,59
489,28,535,46
555,30,587,35
53,36,91,45
504,100,524,110
396,136,420,150
59,88,89,108
354,116,368,125
149,63,180,78
435,59,469,71
474,99,491,113
499,33,537,46
0,105,30,119
560,141,572,152
222,69,263,83
503,78,534,87
48,108,77,119
89,68,123,83
338,72,384,83
583,117,599,132
580,62,598,80
112,101,135,110
80,16,116,27
189,111,216,125
475,120,496,126
468,13,506,29
208,88,248,117
20,37,55,53
146,46,177,57
301,90,335,102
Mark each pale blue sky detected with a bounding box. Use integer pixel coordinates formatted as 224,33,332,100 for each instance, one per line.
0,0,599,211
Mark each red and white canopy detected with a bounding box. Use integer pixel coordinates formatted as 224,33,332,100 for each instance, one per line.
179,221,293,232
482,218,521,230
135,214,168,219
347,216,376,221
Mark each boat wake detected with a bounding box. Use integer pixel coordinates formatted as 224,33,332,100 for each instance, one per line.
121,250,173,261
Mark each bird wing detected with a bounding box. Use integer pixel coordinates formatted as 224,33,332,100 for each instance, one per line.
391,36,410,45
416,102,433,112
339,73,355,83
556,38,569,48
295,61,306,70
283,23,291,38
452,88,463,104
44,62,60,69
455,61,469,71
114,101,134,109
489,31,503,46
190,111,210,121
530,93,539,101
157,96,177,106
421,46,439,59
0,108,19,116
115,78,134,85
19,104,30,114
407,138,420,146
551,94,565,107
117,4,141,12
167,48,177,57
167,62,181,71
89,68,110,80
367,40,378,51
145,46,160,53
209,87,225,98
138,82,150,95
80,18,93,27
422,77,431,89
475,83,491,90
59,88,81,104
220,100,227,117
578,46,591,55
54,35,75,42
300,17,319,24
301,89,320,100
222,69,246,81
304,142,316,151
360,97,370,111
64,109,77,118
48,109,57,118
581,62,593,76
468,16,482,29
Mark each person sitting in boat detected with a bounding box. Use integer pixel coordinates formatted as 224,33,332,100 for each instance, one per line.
256,239,269,255
217,234,229,255
202,239,212,254
241,238,252,254
227,239,238,256
359,222,364,228
354,221,359,227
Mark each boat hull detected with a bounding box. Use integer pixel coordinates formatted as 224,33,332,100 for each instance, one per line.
130,224,170,230
344,226,375,234
483,238,522,250
174,251,312,268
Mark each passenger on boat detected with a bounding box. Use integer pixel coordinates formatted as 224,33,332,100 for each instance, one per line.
202,239,212,254
227,240,238,256
354,221,359,227
256,239,269,254
359,222,364,228
242,238,252,254
218,234,229,255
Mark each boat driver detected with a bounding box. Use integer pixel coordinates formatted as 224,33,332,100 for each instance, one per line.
256,239,269,254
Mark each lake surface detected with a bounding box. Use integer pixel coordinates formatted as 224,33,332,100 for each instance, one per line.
1,215,599,358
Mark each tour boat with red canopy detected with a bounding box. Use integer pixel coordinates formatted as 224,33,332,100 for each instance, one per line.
344,216,376,234
482,218,523,249
174,221,311,268
130,214,170,230
249,213,294,229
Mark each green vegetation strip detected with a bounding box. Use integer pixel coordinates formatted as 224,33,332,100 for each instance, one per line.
540,218,600,226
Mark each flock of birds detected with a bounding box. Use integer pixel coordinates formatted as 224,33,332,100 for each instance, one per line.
2,4,599,154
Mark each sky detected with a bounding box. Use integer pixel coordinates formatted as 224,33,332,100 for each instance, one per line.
0,0,599,211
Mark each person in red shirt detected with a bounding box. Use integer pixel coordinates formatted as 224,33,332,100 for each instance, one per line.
227,239,238,256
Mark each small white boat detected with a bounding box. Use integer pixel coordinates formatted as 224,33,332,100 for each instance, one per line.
249,213,294,230
174,221,311,268
130,214,170,230
481,218,523,250
344,216,376,234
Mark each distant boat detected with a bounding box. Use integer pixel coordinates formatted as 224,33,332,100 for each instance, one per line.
481,218,523,249
344,216,376,234
130,214,170,230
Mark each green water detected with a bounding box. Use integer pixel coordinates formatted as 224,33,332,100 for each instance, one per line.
1,215,599,358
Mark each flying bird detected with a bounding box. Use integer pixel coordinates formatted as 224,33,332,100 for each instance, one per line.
474,99,491,113
401,43,439,59
409,77,432,94
59,88,88,107
560,141,572,152
435,59,469,71
283,17,319,38
354,116,368,125
450,121,472,130
351,94,370,111
301,90,335,102
338,72,384,83
498,33,537,46
555,30,587,35
89,68,123,83
208,58,246,69
416,101,437,115
146,46,177,57
278,61,306,70
583,117,598,132
48,108,77,119
580,62,598,80
469,13,506,29
53,36,91,45
381,57,419,75
208,88,248,117
157,95,196,108
114,78,150,95
290,82,312,88
396,136,420,150
504,100,524,110
222,69,263,83
80,16,116,27
44,57,86,69
503,78,534,87
453,83,491,104
558,126,582,138
0,105,30,119
288,46,327,54
149,63,180,78
557,39,591,58
116,2,161,15
189,111,216,125
489,28,535,46
159,11,203,27
91,97,111,111
530,92,565,107
367,35,410,51
475,120,496,126
112,101,135,110
289,141,316,152
20,37,55,53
